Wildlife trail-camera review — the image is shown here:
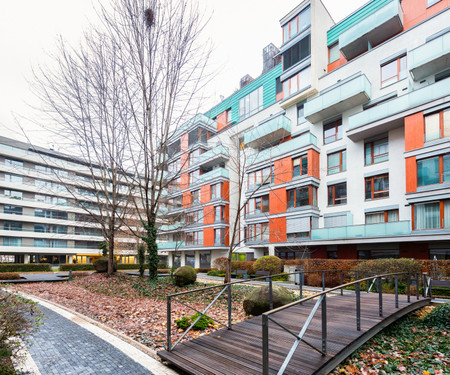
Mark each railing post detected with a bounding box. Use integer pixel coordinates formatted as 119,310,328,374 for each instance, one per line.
262,314,269,375
356,282,361,331
378,277,383,317
366,272,369,293
322,271,325,291
422,274,426,298
407,274,411,303
167,295,172,351
300,271,304,300
269,277,273,311
340,270,344,296
322,294,327,355
394,275,398,308
227,284,232,329
416,273,420,300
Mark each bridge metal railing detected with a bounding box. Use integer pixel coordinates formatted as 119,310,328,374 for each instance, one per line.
261,272,432,375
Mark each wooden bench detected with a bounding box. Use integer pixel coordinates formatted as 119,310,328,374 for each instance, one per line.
231,270,248,279
255,270,270,282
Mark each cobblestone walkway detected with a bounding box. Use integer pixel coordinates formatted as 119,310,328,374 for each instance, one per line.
27,304,155,375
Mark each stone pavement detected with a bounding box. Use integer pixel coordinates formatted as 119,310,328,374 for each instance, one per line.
18,295,178,375
1,273,70,283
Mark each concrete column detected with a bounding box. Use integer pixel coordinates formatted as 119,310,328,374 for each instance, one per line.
180,251,186,266
253,248,265,259
68,256,73,264
168,253,173,268
24,254,30,264
194,251,200,268
268,245,275,256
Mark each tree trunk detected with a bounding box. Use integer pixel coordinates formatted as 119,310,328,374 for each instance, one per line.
143,217,159,281
224,254,232,284
108,233,115,276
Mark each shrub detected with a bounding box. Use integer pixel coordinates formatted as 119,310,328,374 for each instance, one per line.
212,257,228,272
207,270,221,276
158,269,171,274
355,258,422,282
231,261,255,274
116,264,140,270
93,257,117,273
194,268,212,273
0,263,51,273
175,312,214,331
253,256,282,275
421,303,449,330
0,273,21,280
173,266,197,286
272,273,289,282
0,291,43,374
157,262,168,269
59,264,95,271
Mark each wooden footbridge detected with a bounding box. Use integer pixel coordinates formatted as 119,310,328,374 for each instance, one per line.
158,272,432,375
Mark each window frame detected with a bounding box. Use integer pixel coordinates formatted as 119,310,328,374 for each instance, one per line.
424,108,450,142
246,195,269,216
214,206,224,222
292,155,308,178
211,182,222,200
365,209,399,224
239,86,264,120
365,174,389,200
327,150,346,175
364,137,388,165
247,166,273,190
380,55,406,88
214,228,226,245
327,182,347,206
287,186,317,208
413,200,449,230
323,118,342,144
246,223,269,242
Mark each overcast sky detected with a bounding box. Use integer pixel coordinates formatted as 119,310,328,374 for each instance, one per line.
0,0,367,148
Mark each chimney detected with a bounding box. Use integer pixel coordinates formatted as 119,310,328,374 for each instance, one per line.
240,74,254,89
262,43,281,74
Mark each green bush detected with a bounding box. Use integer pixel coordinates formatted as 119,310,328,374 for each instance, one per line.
175,312,214,331
173,266,197,286
422,303,449,329
0,263,51,273
194,268,212,273
158,262,168,269
207,269,221,276
253,256,282,275
59,264,95,271
231,261,255,274
0,273,21,280
355,258,422,282
272,272,289,282
93,257,117,273
116,264,139,270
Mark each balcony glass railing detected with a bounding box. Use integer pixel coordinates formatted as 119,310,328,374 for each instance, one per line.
189,145,229,169
244,115,291,147
190,168,229,188
311,220,410,240
157,241,185,250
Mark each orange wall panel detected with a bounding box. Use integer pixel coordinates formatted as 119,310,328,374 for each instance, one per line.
269,217,286,243
180,172,189,190
269,188,287,215
307,149,320,179
224,204,230,223
203,227,214,247
405,156,417,193
337,245,357,259
182,191,191,208
203,204,215,225
223,181,230,201
180,133,189,151
274,156,292,184
216,111,228,131
201,185,210,204
403,0,450,30
327,54,347,73
180,152,189,170
404,112,424,151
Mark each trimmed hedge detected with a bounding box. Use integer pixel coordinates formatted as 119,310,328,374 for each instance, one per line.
59,264,95,271
231,261,255,274
0,263,51,273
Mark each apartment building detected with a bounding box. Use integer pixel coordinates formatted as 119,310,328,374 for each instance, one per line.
0,136,136,264
160,0,450,268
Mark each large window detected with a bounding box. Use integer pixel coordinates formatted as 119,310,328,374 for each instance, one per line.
381,55,406,87
4,190,23,200
293,155,307,178
169,196,183,210
4,205,22,215
189,170,200,185
186,210,202,225
35,224,67,234
4,158,23,168
168,159,180,174
3,221,22,231
282,66,311,97
425,109,450,142
246,223,270,242
287,186,317,208
4,174,23,183
3,237,22,247
414,200,450,230
239,86,263,120
186,231,203,246
246,195,269,216
365,210,399,224
35,195,68,205
191,190,201,205
323,118,342,144
189,149,205,165
297,103,305,124
188,127,208,146
34,239,67,248
215,206,224,222
365,174,389,200
247,166,273,190
327,150,346,175
365,137,388,165
282,35,311,71
282,5,310,43
214,228,225,245
211,183,222,200
328,182,347,206
329,43,340,64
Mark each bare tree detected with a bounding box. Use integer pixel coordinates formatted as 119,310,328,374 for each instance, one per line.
94,0,212,280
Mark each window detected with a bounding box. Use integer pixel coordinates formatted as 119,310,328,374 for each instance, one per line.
211,183,222,200
329,43,340,64
189,149,204,165
189,170,200,185
168,159,180,174
239,86,263,120
3,237,22,247
214,228,225,245
297,103,305,124
246,223,269,242
215,206,224,222
365,174,389,200
35,209,68,220
168,177,181,193
327,150,346,175
287,186,317,208
381,55,406,87
191,190,201,205
414,200,449,230
425,109,450,142
282,66,311,97
188,127,208,146
4,174,23,183
365,137,388,165
286,232,309,239
247,166,273,190
186,231,203,246
4,205,22,215
186,210,202,225
34,239,67,248
226,109,232,123
169,196,183,210
3,221,22,231
323,118,342,144
4,158,23,168
282,35,311,71
328,182,347,206
365,210,399,224
427,0,442,7
293,155,307,177
282,6,310,43
246,195,269,216
35,195,68,205
417,154,450,186
4,190,23,200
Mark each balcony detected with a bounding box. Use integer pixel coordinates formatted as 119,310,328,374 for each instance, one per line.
339,0,403,61
247,132,317,166
157,241,185,250
409,31,450,81
192,168,229,187
244,115,291,148
304,74,371,123
170,114,216,139
311,221,410,241
347,76,450,141
190,145,229,170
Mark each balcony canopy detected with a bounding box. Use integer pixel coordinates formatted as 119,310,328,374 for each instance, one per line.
244,114,291,148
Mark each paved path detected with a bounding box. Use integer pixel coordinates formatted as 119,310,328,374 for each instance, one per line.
18,295,178,375
1,273,69,283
